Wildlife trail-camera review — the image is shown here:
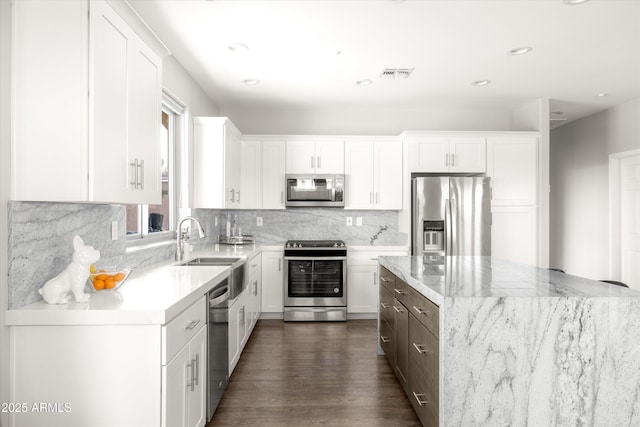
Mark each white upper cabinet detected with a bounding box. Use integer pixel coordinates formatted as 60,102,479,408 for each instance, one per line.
486,136,538,205
91,0,162,204
286,140,344,174
262,140,286,209
12,0,163,204
345,139,402,210
193,117,242,209
240,139,263,209
409,134,486,173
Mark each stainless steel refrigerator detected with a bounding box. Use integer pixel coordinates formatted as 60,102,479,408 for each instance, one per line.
412,176,491,256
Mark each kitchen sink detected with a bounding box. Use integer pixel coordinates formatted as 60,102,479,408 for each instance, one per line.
179,257,242,266
178,257,246,299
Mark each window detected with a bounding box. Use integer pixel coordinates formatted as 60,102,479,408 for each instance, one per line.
126,92,183,241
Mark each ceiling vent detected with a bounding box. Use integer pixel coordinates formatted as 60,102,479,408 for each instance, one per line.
380,68,414,79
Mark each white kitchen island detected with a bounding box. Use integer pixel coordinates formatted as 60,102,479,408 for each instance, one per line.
379,255,640,427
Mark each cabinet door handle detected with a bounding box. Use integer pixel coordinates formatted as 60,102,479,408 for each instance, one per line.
311,156,315,169
137,159,144,189
374,272,377,286
281,191,284,204
186,361,194,391
236,190,241,203
317,156,321,169
370,192,373,204
451,153,455,167
380,336,391,343
240,307,245,328
394,288,406,296
413,392,430,406
445,153,449,166
228,189,234,202
393,305,403,313
193,353,199,386
380,302,389,309
254,280,258,296
375,192,380,204
413,343,429,354
129,158,138,189
278,258,282,272
186,319,200,330
412,305,427,315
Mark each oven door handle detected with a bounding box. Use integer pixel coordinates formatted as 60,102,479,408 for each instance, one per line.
284,256,348,261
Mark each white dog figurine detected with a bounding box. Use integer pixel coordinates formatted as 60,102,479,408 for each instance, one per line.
39,235,101,304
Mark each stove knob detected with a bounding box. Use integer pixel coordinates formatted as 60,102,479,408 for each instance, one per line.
294,243,299,248
340,242,346,247
286,243,290,248
333,242,338,247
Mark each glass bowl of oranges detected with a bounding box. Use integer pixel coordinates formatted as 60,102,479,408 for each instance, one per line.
87,265,131,292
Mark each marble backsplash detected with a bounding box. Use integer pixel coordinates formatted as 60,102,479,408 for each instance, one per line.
8,202,406,309
192,208,407,246
6,201,174,309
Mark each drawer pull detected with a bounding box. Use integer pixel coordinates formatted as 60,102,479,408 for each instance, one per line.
186,361,194,391
412,306,429,315
185,319,200,330
393,305,404,313
413,392,430,406
380,336,391,343
380,277,391,283
412,343,429,354
380,302,390,309
394,289,406,295
193,353,199,386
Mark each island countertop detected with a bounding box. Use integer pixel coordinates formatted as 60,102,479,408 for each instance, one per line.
379,255,640,305
377,255,640,426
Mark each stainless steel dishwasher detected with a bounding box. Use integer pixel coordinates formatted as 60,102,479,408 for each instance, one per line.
207,278,230,421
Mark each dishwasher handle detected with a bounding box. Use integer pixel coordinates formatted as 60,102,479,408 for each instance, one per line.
209,286,230,307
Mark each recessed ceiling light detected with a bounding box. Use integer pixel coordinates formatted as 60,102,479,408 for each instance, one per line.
356,79,373,86
508,46,533,56
472,80,491,86
243,79,260,85
228,43,249,52
597,93,609,97
564,0,590,5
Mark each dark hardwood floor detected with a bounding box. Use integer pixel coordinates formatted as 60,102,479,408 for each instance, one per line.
208,319,421,426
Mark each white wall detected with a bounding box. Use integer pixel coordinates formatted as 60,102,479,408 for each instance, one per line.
220,104,514,135
550,98,640,279
1,1,11,425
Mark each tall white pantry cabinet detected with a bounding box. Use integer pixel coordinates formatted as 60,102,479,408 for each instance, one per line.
11,0,164,204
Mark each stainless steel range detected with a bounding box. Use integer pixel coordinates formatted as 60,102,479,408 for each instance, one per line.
284,240,347,321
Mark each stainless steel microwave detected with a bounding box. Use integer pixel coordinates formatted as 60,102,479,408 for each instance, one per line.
285,174,345,207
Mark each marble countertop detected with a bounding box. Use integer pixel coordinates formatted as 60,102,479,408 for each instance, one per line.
5,245,266,326
379,255,640,305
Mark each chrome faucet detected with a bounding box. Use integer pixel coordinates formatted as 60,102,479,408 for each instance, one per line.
175,216,207,261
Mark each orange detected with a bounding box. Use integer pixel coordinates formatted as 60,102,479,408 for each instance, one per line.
96,273,109,281
104,277,116,289
113,272,126,282
93,279,105,290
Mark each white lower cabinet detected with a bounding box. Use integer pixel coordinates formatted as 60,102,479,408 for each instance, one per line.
229,253,262,376
163,326,207,427
261,250,284,315
228,293,246,375
8,296,208,427
347,248,409,316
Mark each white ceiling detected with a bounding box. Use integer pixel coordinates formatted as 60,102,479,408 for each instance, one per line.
129,0,640,130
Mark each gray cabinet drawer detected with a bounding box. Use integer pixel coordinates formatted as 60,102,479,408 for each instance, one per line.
379,317,395,368
379,266,396,293
392,278,410,306
379,285,395,328
409,355,439,427
408,287,439,338
409,313,439,388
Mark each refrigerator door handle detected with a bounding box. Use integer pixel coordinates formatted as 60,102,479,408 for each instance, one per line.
445,198,451,256
450,198,457,255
